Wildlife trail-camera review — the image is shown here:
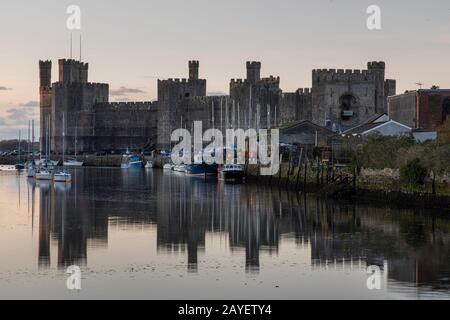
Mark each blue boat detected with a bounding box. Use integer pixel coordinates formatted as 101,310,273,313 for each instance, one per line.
185,163,218,176
121,153,144,169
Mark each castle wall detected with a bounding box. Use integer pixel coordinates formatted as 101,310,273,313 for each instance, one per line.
157,77,207,148
312,68,378,131
90,102,157,152
280,89,312,125
52,82,109,153
41,58,397,155
229,76,282,130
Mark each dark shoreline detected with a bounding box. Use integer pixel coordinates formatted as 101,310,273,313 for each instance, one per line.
245,173,450,212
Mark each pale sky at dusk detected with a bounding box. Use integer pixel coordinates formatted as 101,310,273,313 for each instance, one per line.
0,0,449,139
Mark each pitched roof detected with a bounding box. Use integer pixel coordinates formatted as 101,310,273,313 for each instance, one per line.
343,120,412,136
280,120,335,135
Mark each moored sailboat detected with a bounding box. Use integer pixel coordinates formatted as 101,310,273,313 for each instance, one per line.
53,112,72,183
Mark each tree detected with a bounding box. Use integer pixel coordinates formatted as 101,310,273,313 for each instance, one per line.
423,143,450,194
400,158,428,186
437,119,450,145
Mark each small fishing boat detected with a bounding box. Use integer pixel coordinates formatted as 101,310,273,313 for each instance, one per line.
63,159,84,167
27,120,37,178
163,163,174,170
121,152,144,169
15,130,25,170
35,170,53,181
53,172,72,183
173,164,187,173
53,112,72,184
26,162,36,178
219,164,245,182
64,121,83,167
35,159,58,169
185,163,218,176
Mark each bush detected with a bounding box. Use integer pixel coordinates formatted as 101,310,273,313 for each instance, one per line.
400,158,428,185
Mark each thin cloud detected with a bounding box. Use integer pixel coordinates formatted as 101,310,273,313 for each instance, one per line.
110,86,146,97
207,91,228,96
19,101,39,107
5,108,38,126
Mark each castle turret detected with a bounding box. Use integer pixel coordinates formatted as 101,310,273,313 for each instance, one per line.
39,60,52,88
58,59,89,84
247,61,261,84
189,60,199,80
367,61,386,113
39,60,53,156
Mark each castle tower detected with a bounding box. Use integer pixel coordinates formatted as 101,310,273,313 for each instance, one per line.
39,60,53,156
367,61,386,113
246,61,261,84
189,60,199,81
58,59,89,84
39,60,52,88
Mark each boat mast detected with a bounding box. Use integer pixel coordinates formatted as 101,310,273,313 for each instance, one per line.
62,112,66,166
75,119,78,159
46,115,50,163
18,130,21,164
27,121,31,163
32,120,35,161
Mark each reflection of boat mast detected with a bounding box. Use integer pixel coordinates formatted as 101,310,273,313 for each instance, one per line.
31,181,35,235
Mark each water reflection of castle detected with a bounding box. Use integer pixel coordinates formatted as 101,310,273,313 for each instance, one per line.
29,170,450,290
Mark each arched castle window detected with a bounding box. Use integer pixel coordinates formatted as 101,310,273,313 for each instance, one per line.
339,93,357,121
442,98,450,123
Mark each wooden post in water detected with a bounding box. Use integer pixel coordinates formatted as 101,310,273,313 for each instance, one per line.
295,148,304,190
316,157,320,188
303,151,308,192
286,151,292,186
278,154,283,186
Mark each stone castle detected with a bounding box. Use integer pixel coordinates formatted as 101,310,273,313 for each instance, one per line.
39,59,396,154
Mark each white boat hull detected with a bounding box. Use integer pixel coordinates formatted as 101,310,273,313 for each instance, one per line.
63,161,84,167
36,173,52,181
54,174,72,183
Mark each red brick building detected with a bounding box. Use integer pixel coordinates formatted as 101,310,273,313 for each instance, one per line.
388,89,450,130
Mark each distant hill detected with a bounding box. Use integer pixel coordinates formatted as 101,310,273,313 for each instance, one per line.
0,140,39,153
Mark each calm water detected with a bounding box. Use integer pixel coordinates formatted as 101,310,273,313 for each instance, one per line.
0,167,449,300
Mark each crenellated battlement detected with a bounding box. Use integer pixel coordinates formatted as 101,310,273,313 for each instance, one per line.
95,101,157,111
39,60,52,66
230,78,248,84
159,78,191,84
261,76,280,84
312,68,374,82
39,86,52,92
58,59,88,68
367,61,386,70
247,61,261,68
53,82,108,89
296,88,312,95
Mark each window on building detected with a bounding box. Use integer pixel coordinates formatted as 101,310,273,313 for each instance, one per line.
339,94,357,121
443,98,450,122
